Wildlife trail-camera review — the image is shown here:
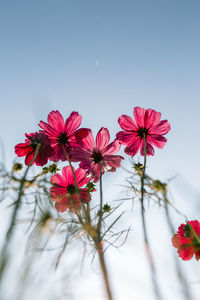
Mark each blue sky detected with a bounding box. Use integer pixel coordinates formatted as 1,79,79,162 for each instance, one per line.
0,1,200,299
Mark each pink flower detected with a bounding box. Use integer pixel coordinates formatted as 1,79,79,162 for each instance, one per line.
15,131,54,166
39,110,82,162
116,107,171,156
50,166,91,212
172,220,200,261
72,127,124,182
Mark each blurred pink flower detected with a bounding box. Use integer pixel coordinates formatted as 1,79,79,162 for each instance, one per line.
50,166,91,212
116,107,171,156
72,127,124,182
15,131,54,166
39,110,82,162
172,220,200,261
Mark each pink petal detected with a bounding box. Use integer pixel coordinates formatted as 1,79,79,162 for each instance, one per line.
133,107,146,127
75,168,90,187
140,139,155,156
39,121,59,137
95,127,110,151
47,110,65,132
103,139,121,155
149,120,171,135
90,164,101,183
64,112,82,134
177,247,195,261
71,147,91,163
116,131,138,145
124,137,141,157
103,155,124,168
144,109,161,129
15,143,32,156
55,199,69,212
51,172,67,186
62,166,75,185
118,115,138,131
147,135,167,149
25,151,35,165
75,129,95,151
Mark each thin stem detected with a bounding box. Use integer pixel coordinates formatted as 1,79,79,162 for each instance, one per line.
0,144,41,283
98,165,103,242
97,247,113,300
140,136,163,300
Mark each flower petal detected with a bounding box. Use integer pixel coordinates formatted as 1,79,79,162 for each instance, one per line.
75,168,90,187
65,111,82,134
124,137,141,157
47,110,64,132
133,107,146,127
149,120,171,135
15,143,32,156
118,115,138,131
147,135,167,149
75,129,95,151
144,109,161,129
95,127,110,151
103,139,121,155
116,131,138,145
140,139,155,156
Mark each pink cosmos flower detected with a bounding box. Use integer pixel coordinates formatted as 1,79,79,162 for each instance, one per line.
39,110,82,162
71,127,124,182
172,220,200,261
50,166,92,212
15,131,54,166
116,107,171,156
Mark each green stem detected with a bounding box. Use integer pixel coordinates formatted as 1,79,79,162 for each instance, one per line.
140,136,163,300
0,144,41,283
97,165,103,243
97,246,113,300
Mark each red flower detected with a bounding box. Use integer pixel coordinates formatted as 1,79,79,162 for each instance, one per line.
116,107,171,156
72,127,124,182
172,220,200,261
15,131,54,166
39,110,82,162
50,166,92,212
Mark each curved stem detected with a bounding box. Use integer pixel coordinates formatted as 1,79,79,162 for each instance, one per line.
0,144,41,283
140,136,163,300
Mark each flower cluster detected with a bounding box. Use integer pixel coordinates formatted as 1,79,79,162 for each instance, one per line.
15,107,170,213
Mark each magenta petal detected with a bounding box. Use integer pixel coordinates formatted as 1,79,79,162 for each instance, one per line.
75,168,90,187
90,164,101,183
75,129,95,151
95,127,110,151
118,115,138,131
144,109,161,129
64,111,82,134
47,110,65,132
50,173,68,187
147,135,167,149
39,120,59,137
133,107,146,127
71,147,91,163
55,199,69,212
116,131,138,145
104,155,124,168
103,139,121,155
124,138,141,157
62,166,75,185
25,152,34,165
140,140,155,156
15,143,32,156
150,120,171,135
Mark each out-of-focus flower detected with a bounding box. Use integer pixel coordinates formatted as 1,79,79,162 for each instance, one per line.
117,107,171,156
50,166,92,212
39,110,82,162
15,132,54,166
72,127,124,182
172,220,200,261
